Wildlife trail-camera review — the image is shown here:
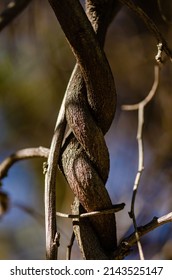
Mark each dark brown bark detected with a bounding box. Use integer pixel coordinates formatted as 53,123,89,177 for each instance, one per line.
48,0,120,258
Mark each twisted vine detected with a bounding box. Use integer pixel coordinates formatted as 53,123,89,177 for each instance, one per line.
0,0,171,261
48,0,119,258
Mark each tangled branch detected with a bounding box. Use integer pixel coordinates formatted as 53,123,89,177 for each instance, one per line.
56,203,125,219
48,0,120,259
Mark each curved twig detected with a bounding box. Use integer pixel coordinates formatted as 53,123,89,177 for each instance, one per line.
44,90,67,260
0,147,49,180
56,203,125,219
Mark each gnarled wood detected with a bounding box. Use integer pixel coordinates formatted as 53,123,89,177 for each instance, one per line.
49,0,119,258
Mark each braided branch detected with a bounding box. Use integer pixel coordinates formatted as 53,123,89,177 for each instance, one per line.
49,0,119,258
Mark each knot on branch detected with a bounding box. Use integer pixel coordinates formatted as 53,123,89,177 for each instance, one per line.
53,0,117,255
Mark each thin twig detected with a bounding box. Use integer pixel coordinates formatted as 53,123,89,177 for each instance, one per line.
118,0,172,61
44,86,67,259
122,64,160,260
0,147,49,180
56,203,125,219
114,212,172,259
122,65,160,111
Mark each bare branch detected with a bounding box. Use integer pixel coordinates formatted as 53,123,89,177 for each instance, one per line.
122,65,160,110
114,212,172,259
0,146,49,180
44,86,67,260
56,203,125,219
0,0,32,31
122,64,161,259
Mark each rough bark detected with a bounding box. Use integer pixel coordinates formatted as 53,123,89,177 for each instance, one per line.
49,0,120,258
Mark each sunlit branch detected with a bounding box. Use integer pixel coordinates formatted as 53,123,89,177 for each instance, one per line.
56,203,125,219
114,212,172,259
0,147,49,180
44,83,67,260
122,64,160,260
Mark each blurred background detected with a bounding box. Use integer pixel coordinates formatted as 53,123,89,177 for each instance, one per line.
0,0,171,259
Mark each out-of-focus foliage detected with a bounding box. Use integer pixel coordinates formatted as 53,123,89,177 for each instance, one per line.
0,0,172,259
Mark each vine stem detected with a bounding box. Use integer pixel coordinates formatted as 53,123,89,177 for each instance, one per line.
44,88,67,259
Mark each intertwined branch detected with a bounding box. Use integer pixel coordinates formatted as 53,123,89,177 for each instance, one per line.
48,0,120,259
0,0,172,260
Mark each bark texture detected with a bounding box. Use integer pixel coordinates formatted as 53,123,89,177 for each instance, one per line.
48,0,120,258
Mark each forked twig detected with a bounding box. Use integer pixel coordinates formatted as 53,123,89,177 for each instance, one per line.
122,63,160,259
